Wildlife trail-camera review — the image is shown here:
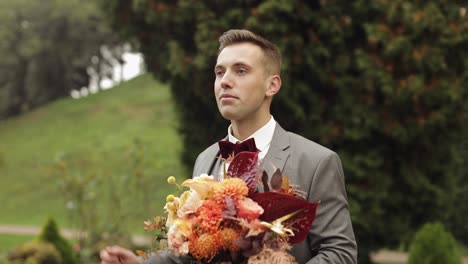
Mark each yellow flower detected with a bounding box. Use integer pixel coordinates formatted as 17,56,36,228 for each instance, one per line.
166,194,175,202
167,203,177,211
167,176,176,184
164,197,180,227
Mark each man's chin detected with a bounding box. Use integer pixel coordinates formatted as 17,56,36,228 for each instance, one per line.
219,110,240,122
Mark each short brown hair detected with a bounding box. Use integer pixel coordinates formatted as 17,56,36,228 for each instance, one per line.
218,29,281,75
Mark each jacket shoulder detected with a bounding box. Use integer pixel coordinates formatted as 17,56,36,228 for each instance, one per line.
196,141,220,160
192,141,220,178
287,132,336,158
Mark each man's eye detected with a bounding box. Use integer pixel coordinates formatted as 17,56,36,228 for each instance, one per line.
237,69,247,74
215,70,224,77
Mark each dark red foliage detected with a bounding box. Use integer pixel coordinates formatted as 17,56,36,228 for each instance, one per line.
227,152,259,196
251,192,319,244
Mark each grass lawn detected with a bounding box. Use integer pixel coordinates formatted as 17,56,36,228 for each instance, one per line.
0,74,186,239
0,234,34,250
0,234,35,262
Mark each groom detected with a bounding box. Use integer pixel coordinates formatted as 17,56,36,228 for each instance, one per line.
101,29,357,264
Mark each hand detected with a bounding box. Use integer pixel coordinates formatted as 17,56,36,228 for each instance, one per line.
100,246,142,264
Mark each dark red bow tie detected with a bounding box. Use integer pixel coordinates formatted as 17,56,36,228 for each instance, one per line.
218,138,258,159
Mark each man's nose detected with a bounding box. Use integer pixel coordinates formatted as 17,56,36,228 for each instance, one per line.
220,71,233,89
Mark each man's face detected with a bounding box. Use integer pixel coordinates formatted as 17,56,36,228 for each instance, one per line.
214,42,271,122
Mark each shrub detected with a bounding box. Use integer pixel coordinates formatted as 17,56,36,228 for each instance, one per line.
37,218,76,264
7,241,62,264
408,222,461,264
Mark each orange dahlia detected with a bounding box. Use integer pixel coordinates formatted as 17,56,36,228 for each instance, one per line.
196,199,224,233
212,178,248,202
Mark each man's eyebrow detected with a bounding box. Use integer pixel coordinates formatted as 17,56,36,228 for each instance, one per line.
214,65,224,71
232,62,251,68
215,61,251,67
214,62,252,72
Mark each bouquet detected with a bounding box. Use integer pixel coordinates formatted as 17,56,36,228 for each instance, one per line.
140,151,319,263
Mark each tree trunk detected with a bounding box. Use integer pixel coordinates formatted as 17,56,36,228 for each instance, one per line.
6,58,29,116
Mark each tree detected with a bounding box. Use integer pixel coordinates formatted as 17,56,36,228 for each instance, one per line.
103,0,468,262
408,222,461,264
0,0,126,119
38,218,76,264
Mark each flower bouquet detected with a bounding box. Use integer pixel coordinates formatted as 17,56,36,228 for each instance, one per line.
140,151,319,264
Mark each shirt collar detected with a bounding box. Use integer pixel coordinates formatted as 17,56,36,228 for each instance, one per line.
227,116,276,153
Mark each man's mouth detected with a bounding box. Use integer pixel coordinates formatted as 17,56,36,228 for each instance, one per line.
220,94,238,100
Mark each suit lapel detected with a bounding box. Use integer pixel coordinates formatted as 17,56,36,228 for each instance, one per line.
192,137,226,180
263,123,291,178
209,136,229,179
211,156,222,180
194,147,220,177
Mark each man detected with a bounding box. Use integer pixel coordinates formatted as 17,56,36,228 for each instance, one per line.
101,29,357,264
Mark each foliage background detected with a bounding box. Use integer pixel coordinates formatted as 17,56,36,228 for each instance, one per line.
102,0,468,262
0,0,125,120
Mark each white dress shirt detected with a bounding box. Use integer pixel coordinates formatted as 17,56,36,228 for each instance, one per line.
218,116,277,179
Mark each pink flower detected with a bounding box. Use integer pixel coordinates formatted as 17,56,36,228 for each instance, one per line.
236,197,264,220
178,190,203,218
167,220,191,255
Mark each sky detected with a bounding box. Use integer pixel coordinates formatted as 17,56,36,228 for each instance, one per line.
71,52,144,98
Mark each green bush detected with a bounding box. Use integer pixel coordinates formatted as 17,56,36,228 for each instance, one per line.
37,218,76,264
408,222,461,264
7,241,62,264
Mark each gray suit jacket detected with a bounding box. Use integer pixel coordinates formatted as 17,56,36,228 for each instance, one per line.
146,123,357,264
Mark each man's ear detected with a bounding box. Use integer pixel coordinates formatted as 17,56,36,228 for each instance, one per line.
266,75,281,97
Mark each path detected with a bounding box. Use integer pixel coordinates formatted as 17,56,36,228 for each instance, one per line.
0,224,149,245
